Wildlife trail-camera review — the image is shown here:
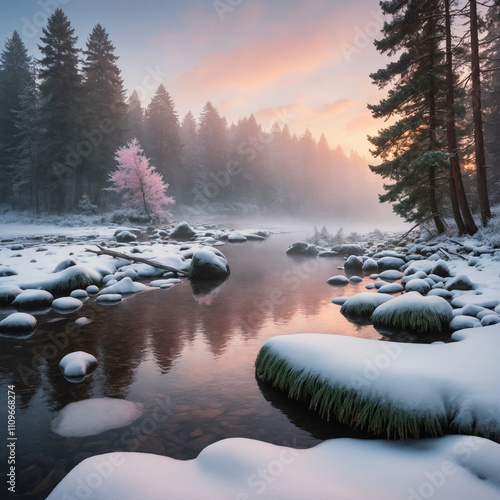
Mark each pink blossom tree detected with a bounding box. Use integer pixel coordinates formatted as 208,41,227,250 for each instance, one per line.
108,138,175,219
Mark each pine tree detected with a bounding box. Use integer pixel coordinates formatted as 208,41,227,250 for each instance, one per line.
469,0,491,225
81,23,127,205
444,0,477,235
0,31,32,204
198,101,229,174
368,0,448,234
38,8,82,212
9,62,42,212
144,84,183,197
481,3,500,203
126,90,144,143
179,111,201,203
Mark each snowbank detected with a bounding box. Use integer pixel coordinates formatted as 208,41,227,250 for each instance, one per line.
46,435,500,500
256,324,500,440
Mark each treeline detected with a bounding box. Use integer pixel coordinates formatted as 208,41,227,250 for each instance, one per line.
0,8,376,218
369,0,500,235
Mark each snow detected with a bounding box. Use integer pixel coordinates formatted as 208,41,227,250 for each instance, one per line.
327,275,349,286
12,289,54,308
59,351,97,379
0,312,37,336
404,278,431,295
340,292,393,316
260,324,500,440
378,270,404,281
51,398,143,438
46,435,500,500
377,283,404,294
96,294,122,305
98,276,147,295
52,296,83,312
371,291,453,333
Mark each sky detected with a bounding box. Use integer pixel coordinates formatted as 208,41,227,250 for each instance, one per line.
0,0,391,158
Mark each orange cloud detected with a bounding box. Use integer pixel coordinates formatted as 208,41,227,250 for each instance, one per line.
172,17,349,96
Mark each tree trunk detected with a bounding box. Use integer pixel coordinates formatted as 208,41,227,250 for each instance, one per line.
470,0,491,226
428,20,445,235
444,0,478,235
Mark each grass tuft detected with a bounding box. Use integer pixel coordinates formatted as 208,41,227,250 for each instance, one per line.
255,345,445,439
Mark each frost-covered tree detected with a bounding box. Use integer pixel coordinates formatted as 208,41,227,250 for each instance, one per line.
108,138,175,219
81,23,127,205
38,8,82,211
0,31,32,203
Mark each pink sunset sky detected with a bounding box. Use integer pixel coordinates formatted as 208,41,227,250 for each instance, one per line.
2,0,390,158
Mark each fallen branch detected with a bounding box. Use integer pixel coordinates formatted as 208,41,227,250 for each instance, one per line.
437,246,468,261
85,245,189,277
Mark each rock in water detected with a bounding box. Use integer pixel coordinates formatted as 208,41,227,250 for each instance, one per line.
189,248,230,280
0,312,37,336
286,241,318,256
169,222,197,240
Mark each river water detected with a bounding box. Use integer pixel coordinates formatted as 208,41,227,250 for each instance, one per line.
0,227,444,498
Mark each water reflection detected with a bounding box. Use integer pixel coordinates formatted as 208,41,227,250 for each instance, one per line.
0,231,391,499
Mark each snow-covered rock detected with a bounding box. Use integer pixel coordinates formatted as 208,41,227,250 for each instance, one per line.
344,255,364,270
256,324,500,440
0,284,22,305
98,277,147,295
376,256,405,271
19,264,102,294
169,221,197,240
47,435,500,500
377,283,404,294
404,278,431,295
188,248,230,280
449,315,481,332
50,398,143,437
362,258,378,273
115,230,137,243
12,289,54,309
445,274,475,291
340,292,393,317
70,289,88,299
378,270,403,281
0,312,37,336
327,275,349,286
96,294,122,305
52,296,83,313
286,241,318,256
59,351,97,381
371,291,453,334
228,233,247,243
336,243,364,256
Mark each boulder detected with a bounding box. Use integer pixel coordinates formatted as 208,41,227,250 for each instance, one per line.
169,222,197,240
189,248,230,280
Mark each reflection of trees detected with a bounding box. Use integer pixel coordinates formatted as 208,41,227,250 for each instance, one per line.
0,233,358,415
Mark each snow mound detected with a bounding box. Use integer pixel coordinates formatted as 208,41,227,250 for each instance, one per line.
19,264,102,294
404,278,431,295
12,289,54,309
96,294,122,305
52,296,83,313
98,276,147,295
341,292,393,317
51,398,143,437
0,284,23,305
0,312,37,337
256,325,500,440
371,291,453,334
47,435,500,500
59,351,97,381
327,275,349,286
